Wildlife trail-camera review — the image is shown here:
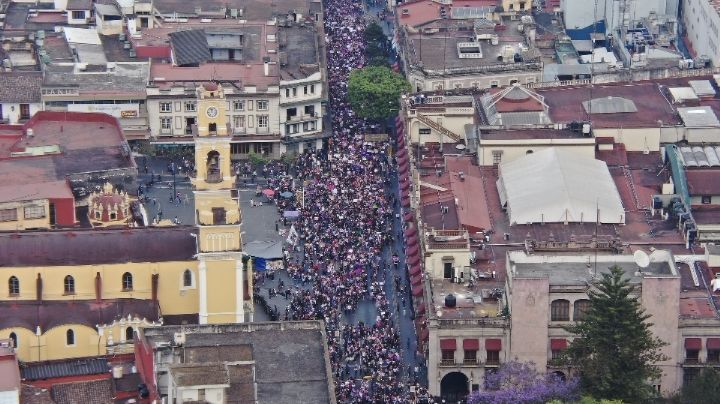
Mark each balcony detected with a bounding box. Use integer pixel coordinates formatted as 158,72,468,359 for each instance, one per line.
440,359,456,366
285,113,318,123
206,172,223,183
463,358,478,366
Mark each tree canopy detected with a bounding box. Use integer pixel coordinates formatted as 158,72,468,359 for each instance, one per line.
671,368,720,404
467,361,579,404
564,265,667,403
347,66,410,121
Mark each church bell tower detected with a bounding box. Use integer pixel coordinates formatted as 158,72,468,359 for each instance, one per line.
192,82,252,324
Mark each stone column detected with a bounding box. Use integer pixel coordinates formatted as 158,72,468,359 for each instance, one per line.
199,259,208,324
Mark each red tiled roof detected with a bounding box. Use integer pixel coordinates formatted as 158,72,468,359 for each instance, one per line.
396,0,496,28
686,169,720,196
150,62,278,90
539,81,681,128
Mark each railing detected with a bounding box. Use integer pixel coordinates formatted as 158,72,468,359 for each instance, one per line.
433,229,468,237
286,114,317,123
427,242,469,250
435,317,509,328
440,359,456,366
463,358,478,365
206,172,223,183
684,357,700,365
485,359,500,366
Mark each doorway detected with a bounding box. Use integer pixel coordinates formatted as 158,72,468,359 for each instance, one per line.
185,117,195,134
441,372,469,402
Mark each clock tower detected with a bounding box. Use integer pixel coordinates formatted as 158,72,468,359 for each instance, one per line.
192,82,252,324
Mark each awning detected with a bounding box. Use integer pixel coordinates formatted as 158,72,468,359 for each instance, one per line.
708,338,720,350
403,212,414,222
551,338,568,350
685,337,702,350
412,285,423,296
404,226,417,238
463,339,479,350
408,255,420,266
411,274,422,286
440,339,457,350
401,196,411,208
401,181,410,191
401,186,410,199
485,338,502,351
406,234,418,247
409,263,421,276
417,303,426,315
421,328,429,341
397,153,409,163
407,245,419,257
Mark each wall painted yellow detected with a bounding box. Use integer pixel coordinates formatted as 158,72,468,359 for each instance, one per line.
0,199,50,231
0,261,199,315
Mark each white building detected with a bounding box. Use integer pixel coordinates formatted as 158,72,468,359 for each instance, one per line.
0,72,43,124
684,0,720,66
562,0,678,34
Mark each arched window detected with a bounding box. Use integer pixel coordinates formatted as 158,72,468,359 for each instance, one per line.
551,299,570,321
8,276,19,295
183,269,193,287
122,272,133,291
573,299,591,321
66,329,75,346
526,150,534,154
64,275,75,294
125,326,134,341
9,332,17,348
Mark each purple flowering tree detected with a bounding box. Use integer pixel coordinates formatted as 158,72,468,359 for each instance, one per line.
467,361,579,404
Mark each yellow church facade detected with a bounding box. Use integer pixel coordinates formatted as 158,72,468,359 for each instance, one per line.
0,83,252,362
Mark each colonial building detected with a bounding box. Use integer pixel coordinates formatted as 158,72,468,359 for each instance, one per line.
135,322,336,403
190,82,251,324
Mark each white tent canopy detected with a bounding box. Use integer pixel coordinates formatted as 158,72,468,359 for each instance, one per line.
497,148,625,225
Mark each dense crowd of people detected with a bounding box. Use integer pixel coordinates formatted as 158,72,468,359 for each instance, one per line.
271,0,412,401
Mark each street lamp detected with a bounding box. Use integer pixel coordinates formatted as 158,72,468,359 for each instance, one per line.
170,161,177,203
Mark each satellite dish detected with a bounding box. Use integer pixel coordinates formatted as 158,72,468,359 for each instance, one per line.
634,250,650,268
455,144,466,150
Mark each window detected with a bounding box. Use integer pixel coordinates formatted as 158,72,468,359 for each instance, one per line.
183,269,193,287
160,102,172,113
257,100,268,111
302,121,316,132
551,349,563,360
122,272,133,291
9,332,17,348
19,104,30,120
708,349,720,363
285,88,291,97
310,84,316,94
72,10,85,19
492,150,503,165
419,128,431,135
184,101,196,112
161,117,172,130
287,124,299,134
303,86,308,95
292,88,297,97
64,275,75,294
24,205,45,219
0,208,17,222
258,115,269,128
233,116,245,130
702,195,712,204
573,299,590,321
490,80,499,88
464,349,477,364
304,105,315,116
551,299,570,321
66,329,75,346
441,349,455,364
231,143,250,154
125,326,134,341
8,276,19,296
486,350,500,365
233,100,245,111
686,349,700,363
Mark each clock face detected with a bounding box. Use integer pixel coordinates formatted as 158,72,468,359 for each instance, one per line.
206,106,219,118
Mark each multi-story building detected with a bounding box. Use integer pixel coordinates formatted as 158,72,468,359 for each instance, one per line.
135,321,336,403
143,17,327,157
684,0,720,66
399,16,543,91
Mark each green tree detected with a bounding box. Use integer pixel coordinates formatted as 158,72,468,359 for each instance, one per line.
564,266,668,403
672,368,720,404
348,66,410,121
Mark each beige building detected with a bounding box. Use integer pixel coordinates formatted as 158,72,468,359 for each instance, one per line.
399,17,542,92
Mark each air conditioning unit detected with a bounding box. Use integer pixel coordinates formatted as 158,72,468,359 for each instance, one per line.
173,332,186,346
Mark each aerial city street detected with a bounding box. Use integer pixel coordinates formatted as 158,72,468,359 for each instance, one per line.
2,0,720,402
